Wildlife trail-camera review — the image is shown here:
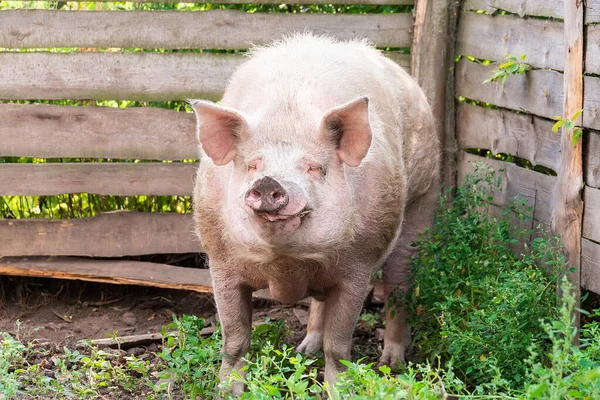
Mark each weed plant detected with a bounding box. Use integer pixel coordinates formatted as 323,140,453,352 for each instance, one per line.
411,163,562,389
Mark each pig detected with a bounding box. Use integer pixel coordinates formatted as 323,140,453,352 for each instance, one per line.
191,33,440,393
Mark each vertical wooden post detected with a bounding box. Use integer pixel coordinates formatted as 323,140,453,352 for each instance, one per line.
411,0,459,190
552,0,584,323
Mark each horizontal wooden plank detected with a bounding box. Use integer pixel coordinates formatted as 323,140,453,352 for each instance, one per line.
583,186,600,244
0,257,211,292
0,52,242,101
0,103,198,160
457,12,563,70
28,0,413,4
0,211,200,257
463,0,562,18
0,162,196,196
582,238,600,294
456,58,563,121
456,103,561,171
584,25,600,73
585,131,600,188
0,10,412,50
0,51,408,101
456,60,600,131
458,151,556,223
464,0,600,23
583,75,600,131
458,11,600,73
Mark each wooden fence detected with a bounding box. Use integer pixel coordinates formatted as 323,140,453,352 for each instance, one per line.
2,0,598,299
456,0,600,295
0,0,423,293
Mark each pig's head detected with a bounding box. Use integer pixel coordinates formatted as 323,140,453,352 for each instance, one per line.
192,96,372,255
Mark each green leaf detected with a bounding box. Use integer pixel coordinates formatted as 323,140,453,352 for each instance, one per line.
506,63,519,73
571,109,584,121
552,119,566,132
564,121,575,131
530,382,548,398
572,129,583,146
499,61,516,70
520,54,527,60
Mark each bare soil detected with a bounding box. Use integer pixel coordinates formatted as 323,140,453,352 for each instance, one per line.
0,276,384,357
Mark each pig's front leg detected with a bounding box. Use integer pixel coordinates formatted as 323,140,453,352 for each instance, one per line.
212,275,253,395
322,274,371,386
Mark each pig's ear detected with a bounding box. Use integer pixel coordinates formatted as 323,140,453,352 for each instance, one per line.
321,96,372,167
191,100,248,166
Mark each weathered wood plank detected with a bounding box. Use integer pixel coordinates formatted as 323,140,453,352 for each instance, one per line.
457,12,600,74
552,0,584,300
0,257,211,292
0,103,198,160
583,75,600,130
0,211,200,257
442,0,462,193
0,10,412,50
455,60,600,131
455,58,563,121
585,131,600,188
410,0,453,188
0,52,242,101
456,103,561,171
90,328,215,349
583,26,600,73
464,0,600,23
582,186,600,244
457,12,563,70
28,0,414,4
0,51,409,101
0,162,196,196
458,152,556,224
463,0,562,18
581,238,600,294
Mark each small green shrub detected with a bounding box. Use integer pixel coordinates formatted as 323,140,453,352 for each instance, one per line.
410,163,562,388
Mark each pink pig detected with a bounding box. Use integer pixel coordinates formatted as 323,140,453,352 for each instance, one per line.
191,33,439,393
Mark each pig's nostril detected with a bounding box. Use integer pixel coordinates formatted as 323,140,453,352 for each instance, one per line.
271,190,286,203
247,189,262,202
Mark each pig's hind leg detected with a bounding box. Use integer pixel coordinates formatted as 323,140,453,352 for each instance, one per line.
297,299,325,354
379,184,438,367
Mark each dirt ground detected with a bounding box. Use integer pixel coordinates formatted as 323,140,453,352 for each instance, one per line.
0,276,385,360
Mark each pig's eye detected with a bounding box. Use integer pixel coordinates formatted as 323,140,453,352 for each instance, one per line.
247,159,262,173
307,164,326,178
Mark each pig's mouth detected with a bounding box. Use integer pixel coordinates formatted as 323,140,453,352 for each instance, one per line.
257,207,312,223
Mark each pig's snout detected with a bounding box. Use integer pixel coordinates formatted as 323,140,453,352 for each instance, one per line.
245,177,289,213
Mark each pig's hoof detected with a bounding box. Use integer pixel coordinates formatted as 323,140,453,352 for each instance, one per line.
231,382,244,396
378,342,409,367
297,332,323,354
220,381,244,398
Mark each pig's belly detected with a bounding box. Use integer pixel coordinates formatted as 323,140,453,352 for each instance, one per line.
254,275,326,304
268,279,310,304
